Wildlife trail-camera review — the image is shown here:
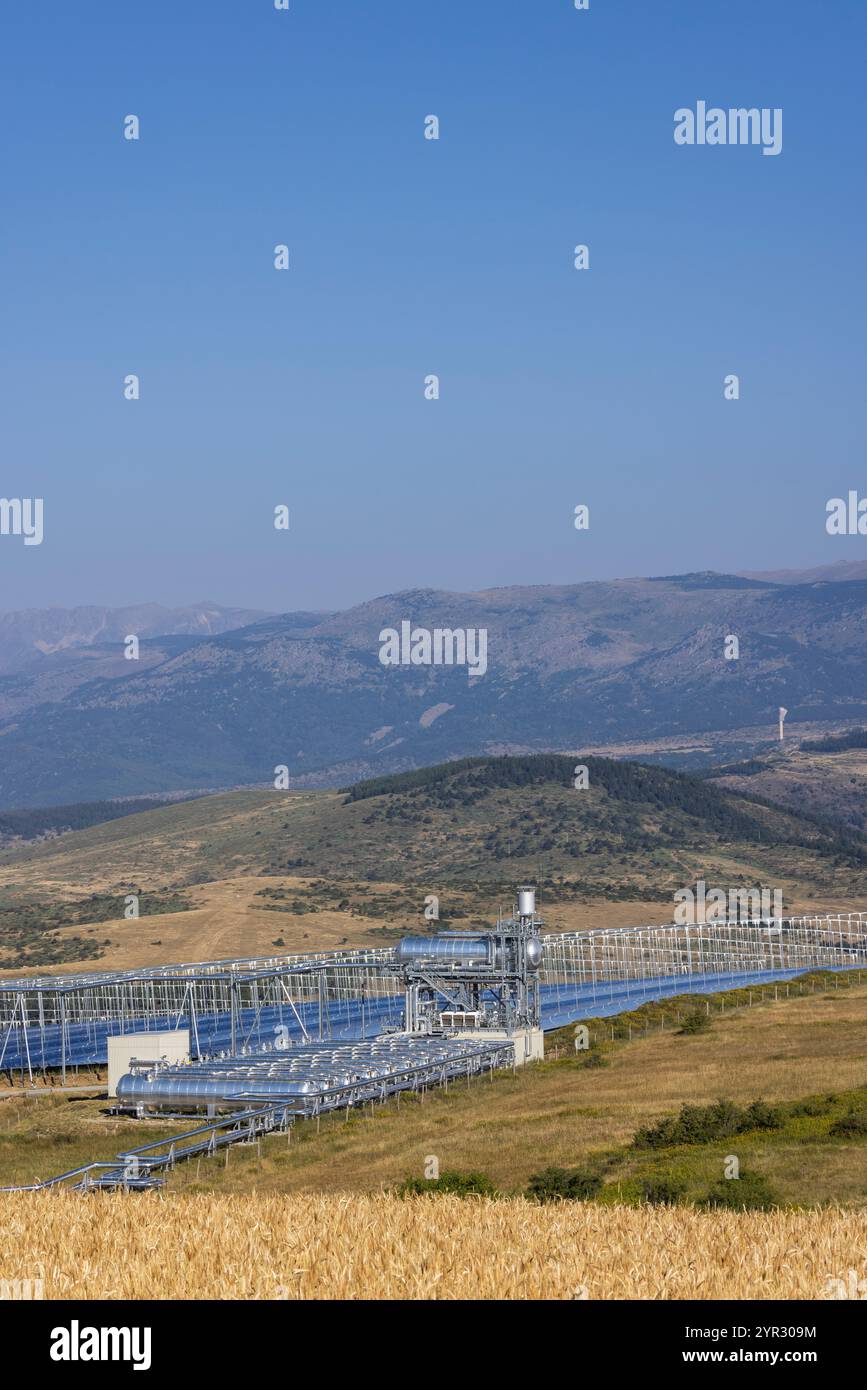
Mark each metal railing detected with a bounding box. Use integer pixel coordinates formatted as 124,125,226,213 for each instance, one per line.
0,1103,297,1193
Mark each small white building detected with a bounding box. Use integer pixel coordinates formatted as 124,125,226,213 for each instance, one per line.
107,1029,190,1097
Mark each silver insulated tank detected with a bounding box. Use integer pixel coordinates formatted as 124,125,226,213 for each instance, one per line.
395,935,496,966
517,886,536,919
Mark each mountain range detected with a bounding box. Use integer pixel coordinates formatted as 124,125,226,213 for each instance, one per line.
0,601,270,675
2,568,867,809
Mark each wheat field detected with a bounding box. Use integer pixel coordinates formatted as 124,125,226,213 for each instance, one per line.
2,1192,865,1300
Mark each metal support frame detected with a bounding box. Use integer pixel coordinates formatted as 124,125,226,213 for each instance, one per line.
1,914,866,1076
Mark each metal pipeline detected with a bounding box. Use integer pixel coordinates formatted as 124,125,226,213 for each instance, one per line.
116,1037,512,1113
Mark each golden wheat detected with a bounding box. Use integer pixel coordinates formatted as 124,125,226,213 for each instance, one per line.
2,1193,866,1300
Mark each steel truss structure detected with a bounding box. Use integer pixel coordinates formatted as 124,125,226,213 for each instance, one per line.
4,1039,514,1193
0,946,398,1079
538,912,867,1023
115,1036,515,1115
2,913,866,1080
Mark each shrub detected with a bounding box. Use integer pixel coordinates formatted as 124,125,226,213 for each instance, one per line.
525,1166,603,1203
789,1098,828,1118
678,1008,711,1035
641,1173,687,1205
633,1098,783,1149
698,1171,779,1212
395,1171,498,1198
829,1112,867,1138
741,1100,784,1131
634,1100,740,1149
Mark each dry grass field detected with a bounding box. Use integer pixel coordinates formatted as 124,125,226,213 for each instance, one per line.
1,874,856,979
2,1191,865,1300
0,875,679,978
0,869,856,982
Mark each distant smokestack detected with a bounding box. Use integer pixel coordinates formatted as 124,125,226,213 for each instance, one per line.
779,707,788,741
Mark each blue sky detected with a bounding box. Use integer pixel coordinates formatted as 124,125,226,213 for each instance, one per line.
1,0,865,612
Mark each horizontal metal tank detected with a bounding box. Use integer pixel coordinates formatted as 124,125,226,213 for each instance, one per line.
395,935,496,967
116,1070,320,1108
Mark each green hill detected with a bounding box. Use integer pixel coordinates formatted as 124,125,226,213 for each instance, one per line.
3,754,866,909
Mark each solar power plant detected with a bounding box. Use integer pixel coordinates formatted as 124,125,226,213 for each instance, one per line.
2,912,866,1079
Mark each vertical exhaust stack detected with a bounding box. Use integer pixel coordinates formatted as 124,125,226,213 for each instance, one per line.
517,886,536,922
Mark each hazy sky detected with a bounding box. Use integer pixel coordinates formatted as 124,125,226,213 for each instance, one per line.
1,1,865,613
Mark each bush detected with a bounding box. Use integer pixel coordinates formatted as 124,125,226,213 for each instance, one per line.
698,1171,779,1212
633,1098,783,1149
634,1100,739,1149
741,1100,784,1131
789,1098,829,1118
525,1166,603,1203
641,1173,687,1205
829,1112,867,1138
678,1008,711,1035
395,1171,498,1198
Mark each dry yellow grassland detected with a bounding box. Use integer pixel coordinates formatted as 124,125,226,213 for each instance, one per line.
2,1192,865,1300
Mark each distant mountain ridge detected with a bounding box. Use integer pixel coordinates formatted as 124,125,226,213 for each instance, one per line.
0,601,272,675
2,570,867,808
738,560,867,585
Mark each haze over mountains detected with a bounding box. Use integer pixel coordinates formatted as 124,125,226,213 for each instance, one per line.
0,602,270,675
737,560,867,586
2,566,867,809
